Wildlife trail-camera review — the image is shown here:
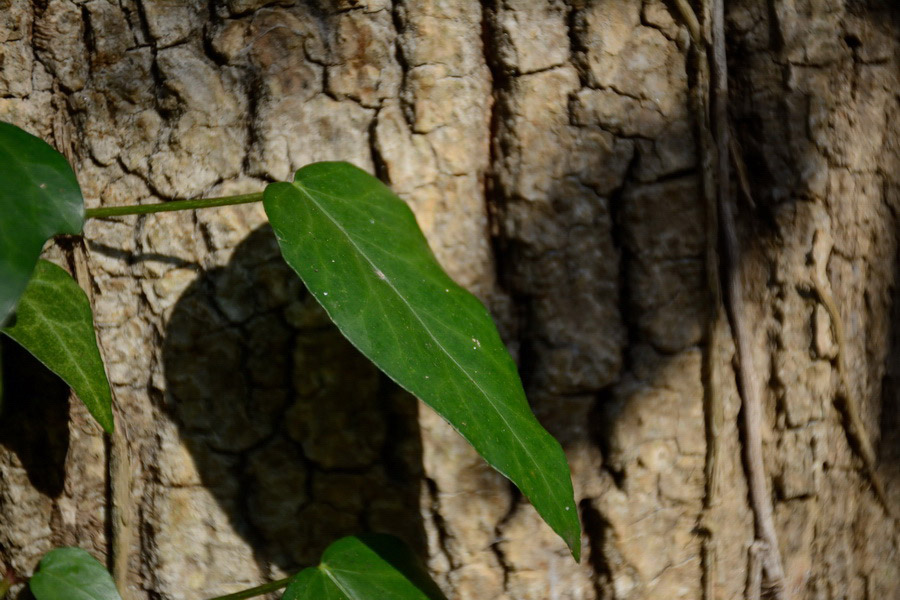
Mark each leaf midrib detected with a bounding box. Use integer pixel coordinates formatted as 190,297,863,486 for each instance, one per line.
320,564,356,599
25,277,96,392
291,181,552,491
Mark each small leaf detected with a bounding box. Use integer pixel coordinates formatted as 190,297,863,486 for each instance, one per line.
2,260,113,432
283,535,446,600
0,121,85,325
264,162,580,559
29,547,121,600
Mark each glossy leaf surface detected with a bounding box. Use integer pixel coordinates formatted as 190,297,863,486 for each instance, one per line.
0,121,84,325
2,260,113,432
283,535,446,600
264,162,580,558
30,547,121,600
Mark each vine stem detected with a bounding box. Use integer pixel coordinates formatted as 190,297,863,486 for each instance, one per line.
709,0,786,597
204,575,294,600
84,192,264,219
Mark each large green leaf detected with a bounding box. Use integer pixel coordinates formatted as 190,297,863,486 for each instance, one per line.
0,122,85,326
264,162,580,559
2,260,113,432
29,547,121,600
283,535,446,600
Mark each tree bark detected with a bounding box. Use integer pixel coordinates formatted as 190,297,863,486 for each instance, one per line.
0,1,897,599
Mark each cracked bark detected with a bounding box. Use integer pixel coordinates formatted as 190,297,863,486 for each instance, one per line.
1,1,899,599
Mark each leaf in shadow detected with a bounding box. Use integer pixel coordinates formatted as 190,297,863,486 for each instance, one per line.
283,534,446,600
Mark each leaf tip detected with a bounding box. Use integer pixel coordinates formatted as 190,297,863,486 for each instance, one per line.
570,537,582,563
557,499,582,562
99,411,114,434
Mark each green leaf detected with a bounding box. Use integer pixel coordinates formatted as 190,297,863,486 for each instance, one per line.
2,260,113,433
264,162,581,559
29,547,121,600
0,121,84,326
283,535,446,600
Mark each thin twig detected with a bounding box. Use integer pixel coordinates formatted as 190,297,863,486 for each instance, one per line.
684,2,723,599
672,0,703,43
810,233,893,518
702,538,718,600
709,0,787,596
204,576,294,600
729,135,756,210
746,541,765,600
68,240,136,599
695,20,722,519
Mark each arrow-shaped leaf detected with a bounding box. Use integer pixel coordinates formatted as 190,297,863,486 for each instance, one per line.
2,260,113,432
283,535,446,600
264,162,580,559
0,121,84,326
29,547,121,600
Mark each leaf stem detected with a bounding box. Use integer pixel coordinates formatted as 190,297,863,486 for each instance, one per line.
204,576,294,600
84,192,264,219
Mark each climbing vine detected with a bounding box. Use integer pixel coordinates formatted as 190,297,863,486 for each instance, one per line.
0,121,579,599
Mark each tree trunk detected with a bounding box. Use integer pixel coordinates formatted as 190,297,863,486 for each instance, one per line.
1,1,898,599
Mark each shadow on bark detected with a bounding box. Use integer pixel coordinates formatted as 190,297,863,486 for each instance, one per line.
0,337,70,499
728,0,900,508
879,262,900,499
161,225,427,575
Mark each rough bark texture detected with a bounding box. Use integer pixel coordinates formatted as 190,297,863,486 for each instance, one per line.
1,1,898,599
